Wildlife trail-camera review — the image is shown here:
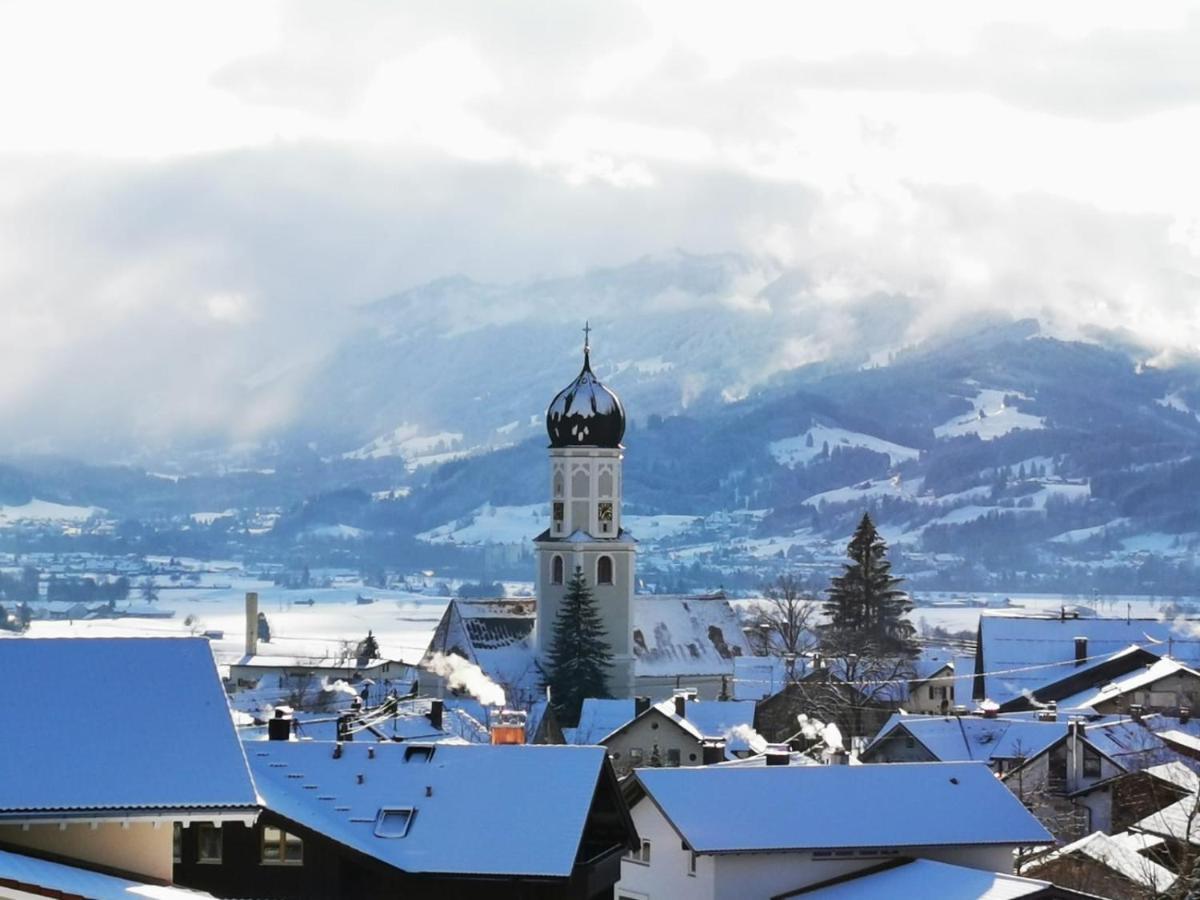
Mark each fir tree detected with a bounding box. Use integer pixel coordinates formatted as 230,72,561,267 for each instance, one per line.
822,512,916,656
356,629,380,662
546,566,613,725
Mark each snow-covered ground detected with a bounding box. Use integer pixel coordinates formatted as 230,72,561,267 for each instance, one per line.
343,424,465,463
934,389,1045,441
0,499,102,524
770,425,919,468
17,578,450,667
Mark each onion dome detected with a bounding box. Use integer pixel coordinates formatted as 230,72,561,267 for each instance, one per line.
546,346,626,448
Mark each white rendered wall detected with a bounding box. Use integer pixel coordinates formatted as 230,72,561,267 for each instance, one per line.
618,800,1018,900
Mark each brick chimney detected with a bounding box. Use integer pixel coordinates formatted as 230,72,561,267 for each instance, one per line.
674,695,687,718
634,696,651,718
244,591,259,657
701,740,726,765
491,709,527,745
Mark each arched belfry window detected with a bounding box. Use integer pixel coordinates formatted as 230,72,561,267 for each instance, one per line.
597,555,613,585
553,471,564,498
552,555,564,585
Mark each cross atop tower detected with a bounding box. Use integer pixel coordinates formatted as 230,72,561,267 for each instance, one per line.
582,320,592,352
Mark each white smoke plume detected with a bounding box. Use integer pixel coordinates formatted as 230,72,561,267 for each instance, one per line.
796,713,824,741
724,723,768,755
822,722,844,752
426,652,507,707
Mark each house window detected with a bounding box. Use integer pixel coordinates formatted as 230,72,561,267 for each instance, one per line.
1083,747,1102,778
597,555,613,585
375,807,415,838
261,826,303,864
173,823,182,863
196,824,222,863
552,555,564,585
629,747,644,767
667,748,681,767
627,839,652,864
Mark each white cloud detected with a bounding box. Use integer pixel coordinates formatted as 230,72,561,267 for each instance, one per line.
1,1,1199,455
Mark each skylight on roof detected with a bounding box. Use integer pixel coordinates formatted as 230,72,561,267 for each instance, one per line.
374,807,415,838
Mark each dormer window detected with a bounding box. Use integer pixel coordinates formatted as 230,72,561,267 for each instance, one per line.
374,807,415,838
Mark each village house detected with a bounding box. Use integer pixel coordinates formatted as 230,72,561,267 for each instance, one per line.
973,613,1200,705
569,692,757,775
615,762,1052,900
0,637,259,886
1023,830,1178,899
780,857,1100,899
175,741,637,900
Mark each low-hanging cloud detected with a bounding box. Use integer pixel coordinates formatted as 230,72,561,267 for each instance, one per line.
1,2,1199,459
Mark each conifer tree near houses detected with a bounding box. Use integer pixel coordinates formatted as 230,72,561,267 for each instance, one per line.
822,513,917,657
546,566,613,726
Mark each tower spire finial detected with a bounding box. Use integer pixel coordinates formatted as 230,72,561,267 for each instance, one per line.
583,320,591,354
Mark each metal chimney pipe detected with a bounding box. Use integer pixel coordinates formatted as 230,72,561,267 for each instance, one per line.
427,699,444,731
1074,637,1087,667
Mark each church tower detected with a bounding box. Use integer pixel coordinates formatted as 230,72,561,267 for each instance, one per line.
535,327,636,698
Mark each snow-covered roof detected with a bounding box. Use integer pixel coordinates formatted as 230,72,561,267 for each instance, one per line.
248,742,614,877
1031,830,1177,893
1143,760,1200,794
633,762,1052,853
1156,728,1200,757
571,697,756,752
1057,657,1200,711
632,594,753,676
866,714,1068,764
0,637,257,816
0,848,213,899
976,615,1200,704
1130,791,1200,844
233,654,398,671
789,858,1057,900
423,594,753,698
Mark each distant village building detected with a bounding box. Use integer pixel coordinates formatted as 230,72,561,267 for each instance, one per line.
570,693,757,776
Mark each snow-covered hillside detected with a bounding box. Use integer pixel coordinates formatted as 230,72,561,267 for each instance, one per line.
771,425,919,468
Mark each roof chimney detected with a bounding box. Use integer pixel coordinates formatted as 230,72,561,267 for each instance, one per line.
337,713,354,742
765,743,790,766
491,709,527,745
634,696,651,718
1182,707,1191,725
427,699,444,731
1074,637,1088,667
244,592,259,657
828,748,850,766
1130,703,1144,724
701,740,726,766
674,695,687,718
268,706,293,741
1037,701,1058,723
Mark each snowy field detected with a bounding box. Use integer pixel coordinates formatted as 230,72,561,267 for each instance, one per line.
18,578,452,669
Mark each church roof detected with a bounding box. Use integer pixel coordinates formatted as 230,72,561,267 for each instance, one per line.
546,347,625,448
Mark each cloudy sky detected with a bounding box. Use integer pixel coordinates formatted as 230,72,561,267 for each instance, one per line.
2,1,1199,455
